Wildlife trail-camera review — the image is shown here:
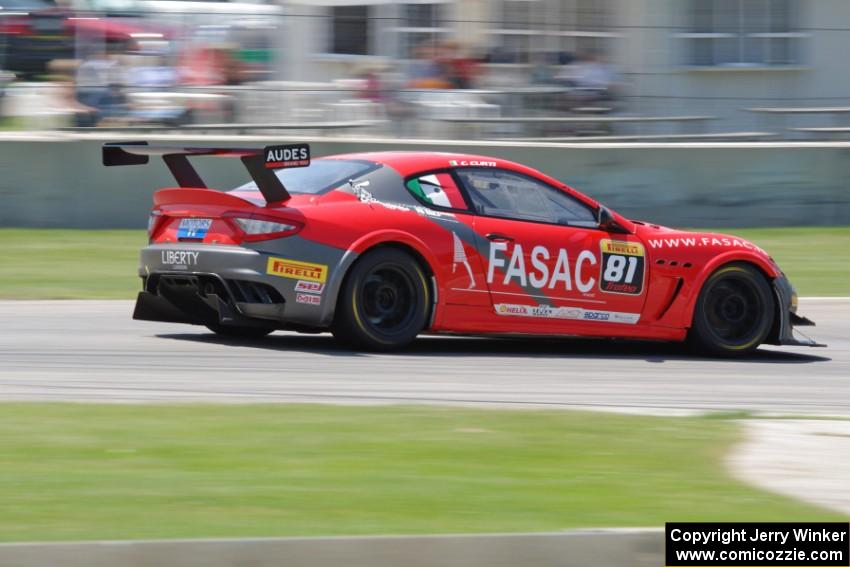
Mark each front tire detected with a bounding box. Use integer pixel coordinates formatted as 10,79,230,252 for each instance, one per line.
332,248,431,351
689,262,775,356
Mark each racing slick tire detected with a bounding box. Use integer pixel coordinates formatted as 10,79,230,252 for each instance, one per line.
332,247,431,351
205,324,275,338
689,262,775,357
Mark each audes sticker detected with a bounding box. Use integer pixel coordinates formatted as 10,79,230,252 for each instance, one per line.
264,143,310,169
599,239,645,295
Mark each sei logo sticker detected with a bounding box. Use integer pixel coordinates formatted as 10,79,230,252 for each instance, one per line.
294,280,325,294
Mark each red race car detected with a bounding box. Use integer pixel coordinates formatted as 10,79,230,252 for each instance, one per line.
103,142,821,356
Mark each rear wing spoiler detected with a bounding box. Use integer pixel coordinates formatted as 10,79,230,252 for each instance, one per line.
102,141,311,205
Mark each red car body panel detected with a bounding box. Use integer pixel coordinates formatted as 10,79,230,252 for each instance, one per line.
110,143,812,348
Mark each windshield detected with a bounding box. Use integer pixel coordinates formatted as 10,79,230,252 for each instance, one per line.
233,159,376,195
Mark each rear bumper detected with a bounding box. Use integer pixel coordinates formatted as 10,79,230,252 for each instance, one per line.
771,275,825,347
133,275,285,330
136,242,349,330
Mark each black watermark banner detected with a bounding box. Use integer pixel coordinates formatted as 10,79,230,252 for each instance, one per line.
666,523,850,567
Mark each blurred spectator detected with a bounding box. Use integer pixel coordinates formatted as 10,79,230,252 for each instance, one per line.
181,45,229,86
356,63,385,104
123,53,190,126
571,50,618,101
406,42,450,89
438,41,479,89
47,59,97,126
126,54,177,90
376,64,416,137
178,44,243,123
405,40,481,90
75,50,127,126
530,52,557,85
551,51,577,85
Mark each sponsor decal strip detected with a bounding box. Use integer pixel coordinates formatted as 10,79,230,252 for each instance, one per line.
176,218,212,239
494,303,640,325
353,182,457,221
264,143,311,170
648,236,766,255
452,232,477,289
599,238,645,296
266,159,310,168
267,257,328,283
295,293,321,306
487,242,597,293
161,250,199,267
449,159,497,167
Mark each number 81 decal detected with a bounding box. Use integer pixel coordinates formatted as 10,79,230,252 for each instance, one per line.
599,239,645,295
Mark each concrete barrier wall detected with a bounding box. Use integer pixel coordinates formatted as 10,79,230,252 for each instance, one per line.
0,529,663,567
2,134,849,228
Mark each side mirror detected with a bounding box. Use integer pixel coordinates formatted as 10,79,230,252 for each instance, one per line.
597,206,629,233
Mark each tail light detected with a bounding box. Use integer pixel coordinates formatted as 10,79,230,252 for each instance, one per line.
228,215,302,241
147,209,164,239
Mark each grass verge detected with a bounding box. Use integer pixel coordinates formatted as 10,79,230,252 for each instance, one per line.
728,227,850,296
0,229,144,299
0,227,847,298
0,404,838,542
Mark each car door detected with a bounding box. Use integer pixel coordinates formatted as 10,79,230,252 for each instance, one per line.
400,170,493,328
455,167,648,333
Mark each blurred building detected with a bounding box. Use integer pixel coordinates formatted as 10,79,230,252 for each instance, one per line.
4,0,847,134
282,0,850,132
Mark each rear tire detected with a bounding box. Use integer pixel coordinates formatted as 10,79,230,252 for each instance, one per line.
689,262,775,357
332,248,431,351
205,324,274,338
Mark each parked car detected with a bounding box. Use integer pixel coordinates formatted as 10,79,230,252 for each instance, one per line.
1,0,71,78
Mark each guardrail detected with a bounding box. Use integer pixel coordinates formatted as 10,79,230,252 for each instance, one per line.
0,529,663,567
1,134,849,228
59,120,387,134
436,115,715,124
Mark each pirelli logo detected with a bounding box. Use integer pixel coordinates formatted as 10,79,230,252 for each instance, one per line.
266,257,328,283
601,239,645,257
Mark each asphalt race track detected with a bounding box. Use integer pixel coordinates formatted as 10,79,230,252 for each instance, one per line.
0,299,847,415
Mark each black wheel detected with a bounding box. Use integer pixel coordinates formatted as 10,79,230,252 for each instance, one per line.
689,262,775,356
205,324,274,338
332,248,431,351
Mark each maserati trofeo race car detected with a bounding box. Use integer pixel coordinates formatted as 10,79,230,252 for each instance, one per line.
103,141,821,356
